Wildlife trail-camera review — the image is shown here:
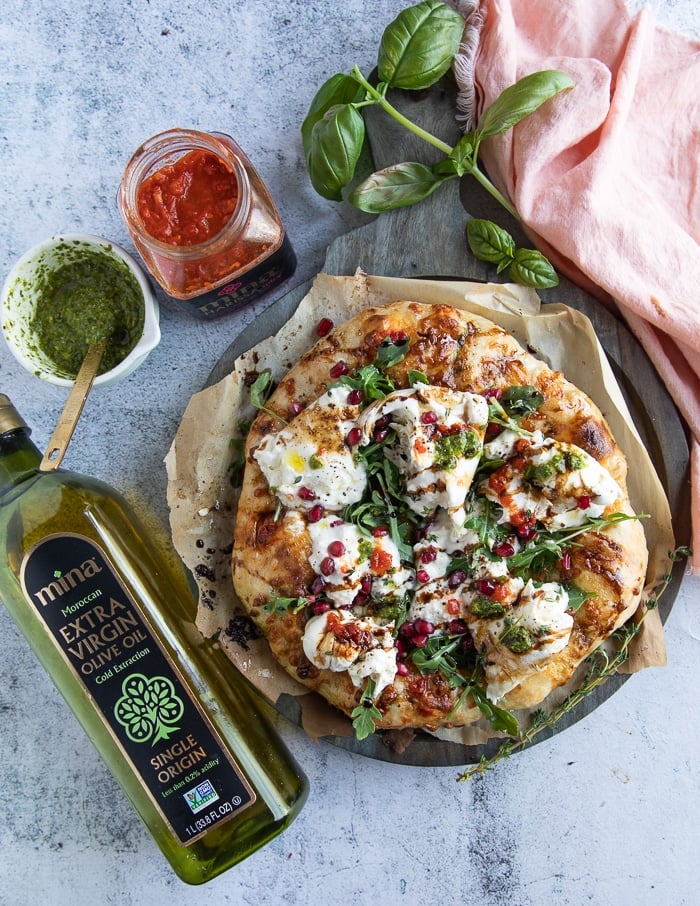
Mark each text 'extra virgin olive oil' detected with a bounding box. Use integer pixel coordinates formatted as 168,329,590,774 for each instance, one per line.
0,394,308,884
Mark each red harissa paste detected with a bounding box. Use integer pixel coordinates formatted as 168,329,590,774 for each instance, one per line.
136,150,238,246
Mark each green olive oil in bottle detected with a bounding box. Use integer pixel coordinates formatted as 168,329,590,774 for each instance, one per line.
0,394,308,884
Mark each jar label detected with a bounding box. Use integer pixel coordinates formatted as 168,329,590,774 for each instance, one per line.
179,233,297,320
20,533,255,845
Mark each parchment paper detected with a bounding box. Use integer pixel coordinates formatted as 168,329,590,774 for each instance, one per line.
165,272,674,744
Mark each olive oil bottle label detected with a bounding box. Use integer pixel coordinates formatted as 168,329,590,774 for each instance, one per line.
20,533,256,845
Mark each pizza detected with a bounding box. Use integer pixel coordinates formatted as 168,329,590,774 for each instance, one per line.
231,299,648,738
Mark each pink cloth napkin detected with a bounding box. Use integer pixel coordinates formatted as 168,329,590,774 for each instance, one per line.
452,0,700,572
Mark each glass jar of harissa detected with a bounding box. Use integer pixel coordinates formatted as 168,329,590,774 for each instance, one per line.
118,128,296,320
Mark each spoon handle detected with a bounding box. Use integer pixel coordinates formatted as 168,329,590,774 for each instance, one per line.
39,337,109,472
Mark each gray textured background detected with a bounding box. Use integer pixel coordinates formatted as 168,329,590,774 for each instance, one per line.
1,2,699,904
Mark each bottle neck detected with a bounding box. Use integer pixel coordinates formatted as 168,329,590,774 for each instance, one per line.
0,428,42,493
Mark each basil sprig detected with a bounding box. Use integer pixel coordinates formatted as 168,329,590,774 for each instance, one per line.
302,1,574,287
467,219,559,289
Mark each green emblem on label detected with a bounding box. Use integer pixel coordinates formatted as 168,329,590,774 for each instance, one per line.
114,672,185,745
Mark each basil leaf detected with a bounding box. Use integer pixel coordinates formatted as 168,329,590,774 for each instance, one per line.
446,133,476,177
466,218,516,265
477,69,574,140
301,73,364,158
377,0,465,90
307,103,366,201
509,247,559,288
350,161,446,213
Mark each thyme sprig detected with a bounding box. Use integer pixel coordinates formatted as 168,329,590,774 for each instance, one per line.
457,547,691,781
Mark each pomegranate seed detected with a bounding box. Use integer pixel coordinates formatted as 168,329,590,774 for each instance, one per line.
374,428,390,443
412,633,428,648
308,504,325,523
310,575,325,594
353,591,370,607
328,540,345,557
347,388,364,405
346,427,362,447
420,546,438,563
396,661,409,676
372,525,388,537
330,518,344,527
449,618,469,634
516,523,538,540
297,486,316,501
414,619,435,635
483,388,503,400
420,410,438,425
320,557,335,576
493,540,515,558
448,569,466,589
578,495,591,509
486,422,503,438
476,578,496,597
394,638,407,656
416,569,431,584
360,575,372,594
399,621,417,638
312,601,330,615
330,360,349,378
460,635,474,652
316,317,333,337
289,400,303,416
561,551,572,570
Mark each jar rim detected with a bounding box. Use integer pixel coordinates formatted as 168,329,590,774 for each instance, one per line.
118,128,252,260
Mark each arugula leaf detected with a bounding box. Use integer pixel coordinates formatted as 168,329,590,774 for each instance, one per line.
339,364,396,403
374,336,410,369
501,384,545,416
564,584,592,612
408,369,429,386
351,677,382,739
265,595,310,615
486,397,536,438
228,417,252,488
411,634,463,680
250,369,286,424
469,684,520,737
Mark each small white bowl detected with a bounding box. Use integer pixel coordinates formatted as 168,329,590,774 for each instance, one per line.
1,233,160,387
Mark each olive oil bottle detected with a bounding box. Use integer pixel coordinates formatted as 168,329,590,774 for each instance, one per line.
0,394,308,884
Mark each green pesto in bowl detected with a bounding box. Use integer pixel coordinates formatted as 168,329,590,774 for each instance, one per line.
27,241,145,377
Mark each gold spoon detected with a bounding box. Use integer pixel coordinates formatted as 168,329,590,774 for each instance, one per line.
39,336,110,471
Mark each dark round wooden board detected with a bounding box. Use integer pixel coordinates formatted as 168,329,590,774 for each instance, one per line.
205,76,691,766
